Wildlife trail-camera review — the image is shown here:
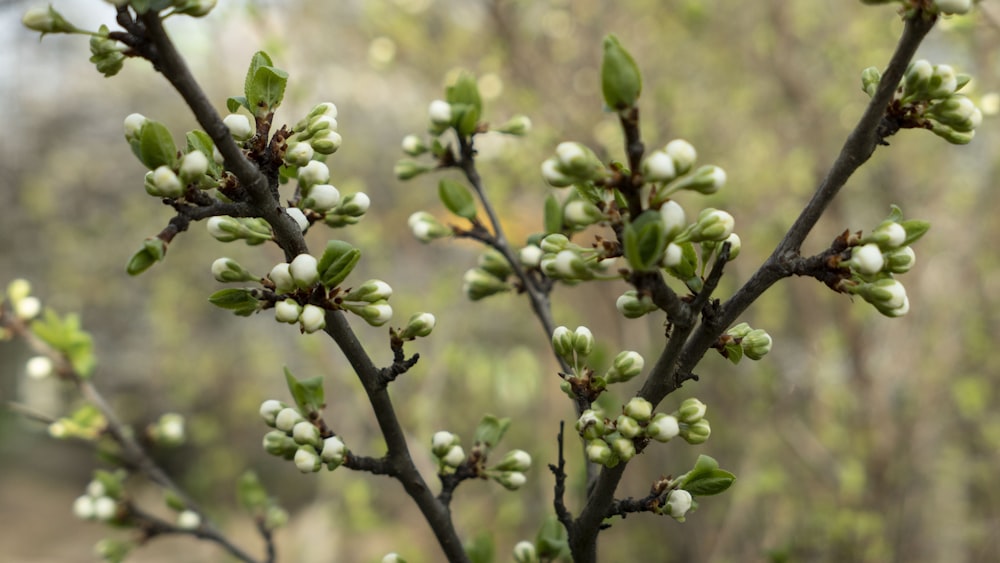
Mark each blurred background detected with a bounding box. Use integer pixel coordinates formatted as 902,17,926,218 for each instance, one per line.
2,0,999,561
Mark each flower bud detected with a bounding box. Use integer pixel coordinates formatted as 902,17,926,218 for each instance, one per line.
615,415,642,439
123,113,147,143
646,413,680,442
600,34,642,110
935,0,972,15
662,242,683,268
173,0,218,17
513,541,538,563
428,100,453,126
73,495,95,520
576,410,606,441
14,296,41,321
555,142,602,180
688,208,735,242
298,161,330,189
22,6,78,35
310,129,343,154
607,433,636,461
177,510,202,530
742,329,772,360
478,250,513,279
259,399,285,426
26,356,53,379
442,445,466,468
552,326,575,363
344,279,393,303
299,304,327,333
381,553,406,563
665,139,697,174
494,471,527,490
552,249,590,280
338,192,371,217
666,489,693,520
573,326,594,358
519,245,544,268
401,134,428,156
148,166,183,198
642,150,677,182
400,312,436,339
395,159,432,180
307,115,338,135
154,413,185,446
269,263,295,293
275,408,305,432
223,114,253,141
462,268,509,300
294,445,322,473
211,257,257,283
497,114,532,136
854,277,910,317
179,150,209,183
431,431,459,456
623,397,653,423
678,165,726,195
861,66,881,97
494,449,532,472
563,200,604,229
659,200,687,240
677,398,707,424
605,350,644,384
303,184,341,213
884,246,916,274
681,418,711,444
904,59,934,98
850,243,884,275
263,430,297,457
927,64,958,99
586,438,615,466
321,436,347,465
93,496,118,521
307,102,338,120
289,254,320,288
541,157,575,188
615,290,658,319
726,322,752,339
292,421,322,447
284,142,315,167
722,232,741,261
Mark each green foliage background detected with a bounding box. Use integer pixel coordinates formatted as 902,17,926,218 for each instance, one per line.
2,1,999,561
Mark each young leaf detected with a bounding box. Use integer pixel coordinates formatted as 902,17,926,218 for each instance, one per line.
227,96,249,114
623,210,666,272
438,179,478,220
31,309,96,378
284,367,325,416
446,71,483,119
681,468,736,496
248,66,289,117
535,515,570,559
464,531,495,563
137,120,178,170
207,288,260,317
244,51,274,103
126,238,167,276
473,414,511,451
544,194,563,234
317,240,362,289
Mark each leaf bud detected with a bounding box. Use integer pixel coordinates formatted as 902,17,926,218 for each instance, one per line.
646,413,680,443
623,397,653,423
600,34,642,110
223,114,253,141
299,304,327,333
294,445,322,473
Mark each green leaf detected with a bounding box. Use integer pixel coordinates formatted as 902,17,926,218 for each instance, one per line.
227,96,249,113
438,179,478,219
164,490,187,512
900,219,930,246
248,66,289,117
682,468,736,496
208,288,260,317
464,531,495,563
724,342,743,365
623,210,666,272
126,238,167,277
535,516,569,559
544,194,563,234
601,34,642,111
237,471,269,513
473,414,511,452
446,71,483,119
244,51,274,103
130,0,173,14
31,308,97,379
137,120,178,170
317,240,362,289
284,367,326,416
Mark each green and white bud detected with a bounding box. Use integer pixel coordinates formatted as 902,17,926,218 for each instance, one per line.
292,421,322,447
552,326,575,363
298,161,330,189
615,290,659,319
552,249,590,279
275,407,305,433
850,243,885,275
555,142,602,180
407,211,452,242
172,0,218,17
519,245,544,268
401,134,427,156
513,541,539,563
22,6,78,35
179,150,209,183
497,114,532,136
659,200,687,240
884,246,916,274
395,159,432,181
642,150,677,182
854,277,910,317
155,413,185,446
742,329,772,360
321,435,347,465
662,242,683,268
929,95,982,133
679,165,726,195
615,415,642,439
494,449,532,472
93,496,118,521
26,356,53,379
541,157,575,188
338,192,371,217
149,166,183,198
259,400,285,426
289,254,320,288
442,445,466,468
600,34,642,110
223,114,253,141
666,489,693,521
563,200,604,229
307,102,338,121
310,129,342,154
478,250,513,279
688,208,735,242
494,471,527,490
935,0,972,15
462,268,509,300
284,142,314,167
400,312,436,339
299,304,327,333
861,66,881,97
428,100,453,126
263,430,297,457
381,553,406,563
294,445,322,473
573,326,594,358
73,495,96,520
431,431,459,457
123,113,147,143
303,184,341,212
646,413,680,443
607,433,636,462
212,257,257,283
928,64,958,99
904,59,934,98
576,409,606,440
177,510,202,530
623,397,653,423
677,398,707,424
681,418,711,445
307,115,338,135
665,139,697,174
726,322,752,339
344,279,393,303
722,233,741,261
605,350,644,384
586,438,615,466
269,263,295,293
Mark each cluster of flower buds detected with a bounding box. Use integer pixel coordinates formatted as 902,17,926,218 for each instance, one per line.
122,114,220,198
288,102,342,156
841,206,929,317
206,216,274,245
89,25,125,77
541,142,606,189
552,325,595,371
860,0,972,16
145,412,186,447
5,278,42,323
72,470,125,524
462,252,512,301
431,431,467,470
259,400,347,473
531,234,617,283
719,322,774,362
577,397,711,468
270,262,391,331
862,58,982,144
645,140,727,204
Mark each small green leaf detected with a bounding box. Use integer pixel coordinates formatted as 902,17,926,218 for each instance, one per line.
284,367,325,416
244,51,274,103
32,309,96,378
473,414,511,452
248,66,289,117
439,179,478,219
623,210,666,272
237,471,268,513
535,516,569,559
227,96,249,113
543,194,563,234
137,120,178,170
464,531,495,563
164,490,187,512
317,240,362,289
446,71,483,119
900,219,930,246
682,468,736,496
126,238,167,276
724,342,743,365
208,288,260,317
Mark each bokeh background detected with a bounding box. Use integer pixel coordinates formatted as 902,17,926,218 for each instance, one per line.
2,0,1000,561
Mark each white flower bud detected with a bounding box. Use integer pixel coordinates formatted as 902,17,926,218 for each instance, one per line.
608,433,636,461
659,200,687,240
677,398,707,424
294,445,321,473
177,510,201,530
151,166,183,198
513,541,538,563
304,184,341,212
585,438,614,466
223,113,253,141
321,435,347,463
615,415,642,439
850,243,885,275
123,113,147,142
268,263,295,293
26,356,53,379
519,245,543,268
428,100,453,125
93,496,117,521
289,254,320,288
494,449,532,472
665,139,697,174
292,421,321,447
157,413,185,445
646,413,680,442
308,115,338,134
86,480,106,498
432,432,459,456
401,134,427,156
495,471,527,490
73,495,96,520
275,407,305,432
298,161,330,189
690,208,735,242
666,489,693,520
400,312,436,338
14,296,41,320
541,157,574,187
935,0,972,15
885,246,916,274
573,326,594,358
642,150,677,182
662,242,683,268
339,192,371,216
299,304,327,333
259,399,285,426
284,142,314,167
179,150,208,182
442,445,466,468
310,129,343,154
623,397,653,423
